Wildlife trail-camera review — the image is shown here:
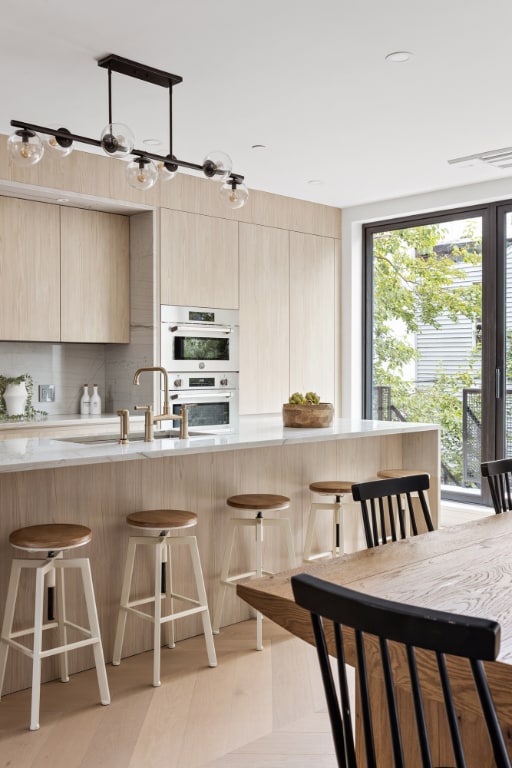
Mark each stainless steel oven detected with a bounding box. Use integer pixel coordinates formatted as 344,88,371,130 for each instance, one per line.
164,372,239,433
161,305,239,373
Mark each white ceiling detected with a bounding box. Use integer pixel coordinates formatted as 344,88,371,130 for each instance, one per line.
1,0,512,209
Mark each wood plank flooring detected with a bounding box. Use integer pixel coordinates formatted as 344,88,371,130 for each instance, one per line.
0,620,336,768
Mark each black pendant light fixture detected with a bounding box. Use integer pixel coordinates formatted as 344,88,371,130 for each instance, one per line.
8,54,249,209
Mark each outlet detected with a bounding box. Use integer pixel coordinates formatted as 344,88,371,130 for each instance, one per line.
39,384,55,403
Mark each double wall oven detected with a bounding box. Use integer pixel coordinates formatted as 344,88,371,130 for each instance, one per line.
161,305,239,433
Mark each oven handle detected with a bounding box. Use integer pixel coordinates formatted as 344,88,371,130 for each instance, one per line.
171,392,234,400
169,324,233,334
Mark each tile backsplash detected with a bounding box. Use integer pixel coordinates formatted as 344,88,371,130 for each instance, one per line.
0,342,105,416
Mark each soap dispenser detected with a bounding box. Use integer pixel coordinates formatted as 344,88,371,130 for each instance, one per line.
90,384,101,415
80,384,90,415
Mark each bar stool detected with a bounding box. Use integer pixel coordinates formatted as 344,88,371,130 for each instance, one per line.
303,481,357,562
377,468,430,480
112,509,216,688
212,493,295,651
0,523,110,731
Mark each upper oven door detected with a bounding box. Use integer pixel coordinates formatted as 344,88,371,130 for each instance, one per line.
161,322,239,372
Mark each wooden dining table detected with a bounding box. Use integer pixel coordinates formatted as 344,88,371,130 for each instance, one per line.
237,512,512,766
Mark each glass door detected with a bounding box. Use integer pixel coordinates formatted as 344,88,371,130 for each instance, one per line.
364,209,487,503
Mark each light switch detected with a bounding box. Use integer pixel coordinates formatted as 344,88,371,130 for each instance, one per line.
39,384,55,403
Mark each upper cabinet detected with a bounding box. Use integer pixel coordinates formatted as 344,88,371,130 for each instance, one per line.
61,207,130,343
239,223,290,414
0,197,130,343
0,197,61,341
160,209,239,309
289,232,336,403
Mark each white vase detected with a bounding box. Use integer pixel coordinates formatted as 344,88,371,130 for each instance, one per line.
4,380,28,417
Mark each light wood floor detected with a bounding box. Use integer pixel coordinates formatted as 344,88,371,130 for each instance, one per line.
0,501,492,767
0,619,336,768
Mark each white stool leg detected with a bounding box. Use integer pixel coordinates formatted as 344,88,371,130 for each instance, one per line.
0,560,22,699
112,537,137,666
255,517,263,651
212,520,238,634
188,537,217,667
55,558,69,683
30,564,46,731
153,539,164,687
164,539,175,650
78,559,110,706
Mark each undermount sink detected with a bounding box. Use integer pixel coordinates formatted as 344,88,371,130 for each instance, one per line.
57,430,213,446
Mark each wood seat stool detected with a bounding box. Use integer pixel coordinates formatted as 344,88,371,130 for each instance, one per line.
377,468,430,480
212,493,295,651
112,509,217,687
303,481,357,562
0,523,110,731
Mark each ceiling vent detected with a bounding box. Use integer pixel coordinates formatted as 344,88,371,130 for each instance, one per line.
448,146,512,170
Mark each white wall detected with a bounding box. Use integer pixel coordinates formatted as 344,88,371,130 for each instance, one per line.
341,176,512,418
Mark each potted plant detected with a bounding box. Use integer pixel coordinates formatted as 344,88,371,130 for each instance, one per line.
282,391,334,428
0,374,46,421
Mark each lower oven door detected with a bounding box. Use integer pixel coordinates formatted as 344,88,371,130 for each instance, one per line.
169,389,239,433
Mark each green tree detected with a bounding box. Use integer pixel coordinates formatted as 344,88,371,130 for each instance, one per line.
373,222,482,484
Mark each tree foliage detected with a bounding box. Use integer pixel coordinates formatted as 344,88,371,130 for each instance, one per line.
372,221,482,484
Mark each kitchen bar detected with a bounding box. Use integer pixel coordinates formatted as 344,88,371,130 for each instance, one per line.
0,415,439,696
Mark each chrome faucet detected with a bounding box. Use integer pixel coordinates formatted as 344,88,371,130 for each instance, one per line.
133,366,172,441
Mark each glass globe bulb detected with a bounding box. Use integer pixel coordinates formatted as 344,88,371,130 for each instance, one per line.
45,127,73,158
125,157,158,190
158,154,178,182
7,130,44,167
100,123,135,158
220,180,249,209
203,150,232,182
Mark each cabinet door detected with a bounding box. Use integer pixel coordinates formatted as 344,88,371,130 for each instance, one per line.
0,197,60,341
160,209,238,309
61,207,130,343
239,223,289,414
290,232,336,403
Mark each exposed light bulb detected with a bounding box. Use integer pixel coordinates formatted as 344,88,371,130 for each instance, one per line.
45,127,73,158
7,129,44,166
158,154,178,182
125,156,158,190
220,179,249,209
100,123,135,158
203,150,232,182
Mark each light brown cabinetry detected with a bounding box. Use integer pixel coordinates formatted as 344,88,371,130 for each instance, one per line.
61,207,130,342
239,223,290,414
0,198,130,343
0,197,61,341
290,231,336,402
160,208,238,309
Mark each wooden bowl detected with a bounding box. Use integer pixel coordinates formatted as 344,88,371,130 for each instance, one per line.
282,402,334,428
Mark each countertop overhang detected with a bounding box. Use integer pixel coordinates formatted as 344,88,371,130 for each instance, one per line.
0,415,440,474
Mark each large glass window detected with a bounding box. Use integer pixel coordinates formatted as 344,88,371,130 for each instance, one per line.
364,203,511,505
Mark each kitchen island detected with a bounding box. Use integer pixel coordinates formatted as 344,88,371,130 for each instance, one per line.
0,415,439,695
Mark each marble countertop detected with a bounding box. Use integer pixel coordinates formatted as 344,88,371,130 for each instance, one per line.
0,415,439,474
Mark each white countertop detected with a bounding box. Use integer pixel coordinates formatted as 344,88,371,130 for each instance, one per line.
0,415,439,474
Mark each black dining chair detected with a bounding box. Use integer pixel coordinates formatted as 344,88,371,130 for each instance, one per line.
481,458,512,513
351,473,433,548
291,572,511,768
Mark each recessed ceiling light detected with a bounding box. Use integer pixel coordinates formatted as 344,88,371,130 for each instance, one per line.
307,179,323,186
251,144,267,150
142,138,162,147
57,197,69,203
385,51,413,63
